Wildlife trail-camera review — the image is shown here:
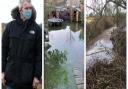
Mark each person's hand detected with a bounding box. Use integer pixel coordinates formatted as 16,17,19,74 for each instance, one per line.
2,72,6,86
32,77,40,89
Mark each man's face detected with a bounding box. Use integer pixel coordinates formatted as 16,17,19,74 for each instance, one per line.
20,1,32,20
21,1,32,12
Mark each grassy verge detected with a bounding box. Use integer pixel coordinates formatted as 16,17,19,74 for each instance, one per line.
86,16,114,46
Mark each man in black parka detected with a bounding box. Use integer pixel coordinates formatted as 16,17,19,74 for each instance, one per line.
2,1,42,89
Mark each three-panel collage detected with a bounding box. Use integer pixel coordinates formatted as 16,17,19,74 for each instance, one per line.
0,0,126,89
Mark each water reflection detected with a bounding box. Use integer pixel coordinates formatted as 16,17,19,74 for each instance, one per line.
48,23,84,69
45,22,84,89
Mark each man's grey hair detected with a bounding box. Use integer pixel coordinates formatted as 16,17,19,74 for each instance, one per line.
19,0,31,10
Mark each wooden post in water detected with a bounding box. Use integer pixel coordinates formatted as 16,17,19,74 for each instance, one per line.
56,11,60,18
76,11,79,22
70,8,73,21
70,0,73,22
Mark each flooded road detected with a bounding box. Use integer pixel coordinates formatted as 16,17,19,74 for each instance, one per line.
86,27,117,69
45,22,84,89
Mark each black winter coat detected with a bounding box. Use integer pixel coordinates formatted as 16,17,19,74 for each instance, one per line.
2,6,42,89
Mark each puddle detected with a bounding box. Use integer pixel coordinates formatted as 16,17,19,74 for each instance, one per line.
86,27,117,69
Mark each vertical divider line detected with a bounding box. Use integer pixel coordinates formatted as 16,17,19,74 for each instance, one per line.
84,0,86,89
126,0,128,88
42,0,44,89
0,23,2,89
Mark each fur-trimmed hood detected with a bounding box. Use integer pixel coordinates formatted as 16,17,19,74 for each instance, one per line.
11,6,36,24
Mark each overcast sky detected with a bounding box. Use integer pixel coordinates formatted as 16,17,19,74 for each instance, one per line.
0,0,43,24
86,0,106,15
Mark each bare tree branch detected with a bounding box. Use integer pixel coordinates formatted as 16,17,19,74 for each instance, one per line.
86,5,99,14
109,0,126,9
87,0,126,16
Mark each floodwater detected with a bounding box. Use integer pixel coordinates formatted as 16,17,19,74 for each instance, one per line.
86,27,117,69
45,22,84,89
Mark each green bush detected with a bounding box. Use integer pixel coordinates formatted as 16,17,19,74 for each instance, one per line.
44,49,68,89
